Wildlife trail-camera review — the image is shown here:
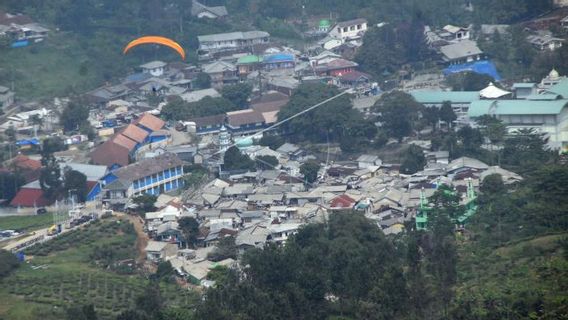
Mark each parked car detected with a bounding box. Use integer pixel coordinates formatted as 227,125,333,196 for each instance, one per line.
36,207,47,215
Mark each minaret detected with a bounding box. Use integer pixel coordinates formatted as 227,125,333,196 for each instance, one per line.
466,177,475,201
219,125,231,152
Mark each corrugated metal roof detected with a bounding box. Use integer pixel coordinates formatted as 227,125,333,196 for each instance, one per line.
121,124,149,143
546,78,568,97
468,99,568,117
410,91,480,103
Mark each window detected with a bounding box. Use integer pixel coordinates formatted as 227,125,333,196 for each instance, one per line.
357,24,362,30
145,176,151,185
164,170,171,179
343,27,348,32
350,26,355,31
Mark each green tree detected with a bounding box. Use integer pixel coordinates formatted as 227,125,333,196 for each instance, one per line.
207,236,237,262
178,216,199,248
0,249,19,278
39,150,61,200
132,194,157,214
63,169,87,203
255,155,279,170
300,161,320,184
501,128,555,174
447,72,495,91
60,99,90,133
194,72,211,89
0,172,24,202
221,82,252,108
457,125,484,155
439,101,457,128
223,146,255,171
30,114,44,132
161,96,236,121
5,126,16,143
42,136,67,154
399,145,426,174
277,83,353,143
422,106,439,131
476,115,507,147
373,91,421,142
155,261,175,282
259,134,284,150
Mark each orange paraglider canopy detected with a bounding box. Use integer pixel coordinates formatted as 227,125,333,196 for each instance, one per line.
123,36,186,60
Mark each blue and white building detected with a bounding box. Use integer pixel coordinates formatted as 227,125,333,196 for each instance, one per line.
101,153,185,207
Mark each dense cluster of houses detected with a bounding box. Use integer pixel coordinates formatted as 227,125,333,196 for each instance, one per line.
0,7,566,287
138,145,521,285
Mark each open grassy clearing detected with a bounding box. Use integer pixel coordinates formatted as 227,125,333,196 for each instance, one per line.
0,213,55,232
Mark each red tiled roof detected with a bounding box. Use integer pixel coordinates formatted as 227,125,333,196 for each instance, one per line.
90,140,131,167
112,134,137,151
134,113,165,132
120,124,149,143
226,109,265,127
339,71,371,82
330,194,356,208
250,92,290,113
11,155,41,170
10,188,52,207
190,114,226,128
86,180,98,192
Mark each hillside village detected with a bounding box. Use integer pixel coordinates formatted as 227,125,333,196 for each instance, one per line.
0,2,566,290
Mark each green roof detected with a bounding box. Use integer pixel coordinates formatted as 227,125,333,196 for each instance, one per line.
512,83,536,89
546,78,568,97
468,99,568,117
319,19,331,27
525,93,561,101
410,91,480,104
237,55,262,64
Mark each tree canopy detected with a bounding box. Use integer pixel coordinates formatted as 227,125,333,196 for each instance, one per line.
223,146,255,171
161,96,237,121
373,91,422,142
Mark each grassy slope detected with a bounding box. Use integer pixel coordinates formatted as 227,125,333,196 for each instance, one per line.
0,217,197,320
0,32,107,100
455,233,568,317
0,213,55,231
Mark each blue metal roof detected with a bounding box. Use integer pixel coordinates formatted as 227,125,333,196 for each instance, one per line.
263,53,294,64
443,60,501,81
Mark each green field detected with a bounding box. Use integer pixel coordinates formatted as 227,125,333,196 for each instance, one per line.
0,217,197,320
0,213,55,232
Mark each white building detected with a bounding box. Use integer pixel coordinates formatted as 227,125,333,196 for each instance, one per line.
468,97,568,153
328,18,368,42
197,31,270,55
140,61,167,77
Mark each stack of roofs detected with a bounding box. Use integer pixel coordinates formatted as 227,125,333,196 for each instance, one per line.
90,113,165,168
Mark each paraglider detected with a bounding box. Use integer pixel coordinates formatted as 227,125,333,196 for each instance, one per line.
123,36,186,60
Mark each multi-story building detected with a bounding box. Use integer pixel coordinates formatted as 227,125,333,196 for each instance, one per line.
197,31,269,56
101,153,185,207
328,18,368,42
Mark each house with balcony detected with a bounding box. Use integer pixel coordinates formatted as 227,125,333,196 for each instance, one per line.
101,153,185,208
263,53,295,71
197,31,270,56
328,18,368,42
202,61,238,88
236,55,262,77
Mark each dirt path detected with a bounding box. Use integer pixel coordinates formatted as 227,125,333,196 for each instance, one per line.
124,214,149,264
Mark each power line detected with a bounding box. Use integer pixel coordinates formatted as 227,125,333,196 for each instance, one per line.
212,89,351,156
